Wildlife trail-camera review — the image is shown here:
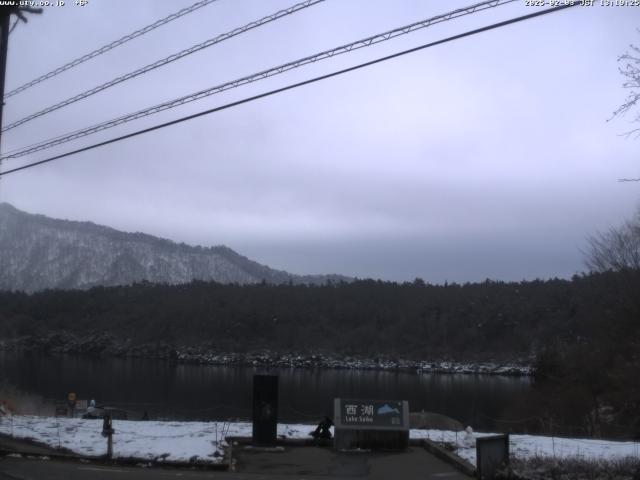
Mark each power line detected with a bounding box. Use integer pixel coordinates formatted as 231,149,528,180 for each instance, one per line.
3,0,220,100
2,0,324,133
1,0,517,160
0,4,579,178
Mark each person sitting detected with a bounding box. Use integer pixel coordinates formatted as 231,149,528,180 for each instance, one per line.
310,416,333,439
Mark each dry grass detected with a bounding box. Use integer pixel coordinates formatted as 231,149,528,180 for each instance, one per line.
508,455,640,480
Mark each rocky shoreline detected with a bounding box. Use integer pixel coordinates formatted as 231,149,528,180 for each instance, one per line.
0,333,533,376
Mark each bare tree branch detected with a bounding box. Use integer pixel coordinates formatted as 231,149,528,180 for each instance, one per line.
585,209,640,273
610,33,640,182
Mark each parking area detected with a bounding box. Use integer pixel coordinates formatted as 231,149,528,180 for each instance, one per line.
233,445,470,479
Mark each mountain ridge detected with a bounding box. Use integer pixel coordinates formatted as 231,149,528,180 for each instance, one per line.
0,202,350,292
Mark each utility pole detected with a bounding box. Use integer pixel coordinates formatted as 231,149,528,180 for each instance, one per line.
0,8,11,154
0,4,42,157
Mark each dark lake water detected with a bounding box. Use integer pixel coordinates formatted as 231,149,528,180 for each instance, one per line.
0,353,531,430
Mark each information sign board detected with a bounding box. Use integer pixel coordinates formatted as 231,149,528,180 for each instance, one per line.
339,399,404,427
333,398,409,450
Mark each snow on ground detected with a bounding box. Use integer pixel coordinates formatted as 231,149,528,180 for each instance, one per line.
1,415,639,466
0,416,315,464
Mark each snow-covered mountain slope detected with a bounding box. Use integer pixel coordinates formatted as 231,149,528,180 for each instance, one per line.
0,203,348,292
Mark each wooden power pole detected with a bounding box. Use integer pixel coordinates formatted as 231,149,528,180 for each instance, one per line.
0,8,11,153
0,4,42,156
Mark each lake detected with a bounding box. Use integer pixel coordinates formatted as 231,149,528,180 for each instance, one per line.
0,353,531,430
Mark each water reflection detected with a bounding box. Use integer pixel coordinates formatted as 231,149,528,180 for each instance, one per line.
0,353,530,429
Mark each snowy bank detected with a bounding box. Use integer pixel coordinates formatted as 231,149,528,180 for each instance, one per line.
0,416,317,464
1,340,533,376
1,415,639,466
411,429,640,466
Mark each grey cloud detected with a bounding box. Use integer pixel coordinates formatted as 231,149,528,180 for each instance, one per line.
1,0,638,282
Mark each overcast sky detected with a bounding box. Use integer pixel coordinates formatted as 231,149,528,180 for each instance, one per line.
1,0,639,282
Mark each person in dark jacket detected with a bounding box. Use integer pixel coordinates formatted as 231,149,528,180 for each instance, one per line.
310,416,333,439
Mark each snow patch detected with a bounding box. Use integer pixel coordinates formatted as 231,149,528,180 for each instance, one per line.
1,416,639,466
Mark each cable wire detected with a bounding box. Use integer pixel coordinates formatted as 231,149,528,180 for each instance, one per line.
2,0,325,133
1,0,515,155
0,4,578,178
3,0,220,99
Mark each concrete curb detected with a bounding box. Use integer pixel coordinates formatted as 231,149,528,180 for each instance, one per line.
418,439,476,477
227,435,333,448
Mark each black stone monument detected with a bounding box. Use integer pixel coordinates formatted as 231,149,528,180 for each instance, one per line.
252,374,278,446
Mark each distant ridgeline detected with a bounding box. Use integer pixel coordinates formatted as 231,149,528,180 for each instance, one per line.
0,202,349,292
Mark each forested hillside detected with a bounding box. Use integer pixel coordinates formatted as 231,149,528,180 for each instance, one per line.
0,272,636,360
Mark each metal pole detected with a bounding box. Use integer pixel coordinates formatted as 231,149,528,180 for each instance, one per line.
102,414,114,459
107,430,113,459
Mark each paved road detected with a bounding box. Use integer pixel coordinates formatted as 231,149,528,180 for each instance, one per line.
0,446,470,479
234,446,468,479
0,457,225,479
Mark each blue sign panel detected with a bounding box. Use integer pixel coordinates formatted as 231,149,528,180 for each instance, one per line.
339,399,404,427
